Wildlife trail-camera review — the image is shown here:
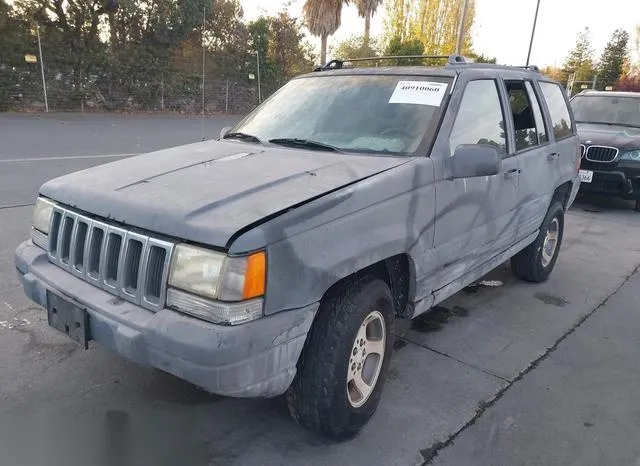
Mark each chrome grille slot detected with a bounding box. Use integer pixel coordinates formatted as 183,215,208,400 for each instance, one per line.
86,224,106,281
59,215,75,264
124,240,143,291
72,221,89,273
143,238,173,309
585,145,618,163
145,246,166,301
45,205,173,311
103,229,124,288
49,211,62,255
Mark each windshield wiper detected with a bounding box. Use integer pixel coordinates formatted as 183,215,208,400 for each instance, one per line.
269,138,342,153
222,132,263,144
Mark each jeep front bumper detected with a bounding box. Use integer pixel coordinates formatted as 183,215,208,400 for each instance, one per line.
15,240,317,398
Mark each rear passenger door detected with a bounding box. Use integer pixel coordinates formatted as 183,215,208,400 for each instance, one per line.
504,79,556,240
511,80,575,239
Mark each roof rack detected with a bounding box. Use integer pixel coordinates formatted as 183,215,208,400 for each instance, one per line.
313,54,473,71
517,65,540,72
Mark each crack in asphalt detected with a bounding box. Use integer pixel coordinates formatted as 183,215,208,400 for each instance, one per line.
0,202,35,211
420,262,640,465
403,338,511,383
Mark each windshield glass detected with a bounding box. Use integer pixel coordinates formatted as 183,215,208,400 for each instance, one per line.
229,74,451,155
571,95,640,128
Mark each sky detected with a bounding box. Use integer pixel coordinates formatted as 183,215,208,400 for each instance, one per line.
241,0,640,67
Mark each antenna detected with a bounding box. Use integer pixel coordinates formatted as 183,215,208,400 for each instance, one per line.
201,3,206,141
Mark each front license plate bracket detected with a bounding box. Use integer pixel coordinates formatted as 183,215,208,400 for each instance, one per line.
47,290,91,349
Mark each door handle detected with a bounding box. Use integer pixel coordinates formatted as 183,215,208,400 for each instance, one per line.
504,168,521,179
547,152,560,161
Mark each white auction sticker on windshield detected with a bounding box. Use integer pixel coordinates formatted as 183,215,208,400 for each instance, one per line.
388,81,447,106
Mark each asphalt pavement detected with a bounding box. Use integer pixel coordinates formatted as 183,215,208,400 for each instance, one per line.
1,113,640,466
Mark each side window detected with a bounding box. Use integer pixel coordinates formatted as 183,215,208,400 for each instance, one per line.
505,80,539,151
525,81,549,144
449,80,507,155
539,82,574,140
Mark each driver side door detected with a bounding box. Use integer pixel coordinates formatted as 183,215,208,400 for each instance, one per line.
430,74,520,294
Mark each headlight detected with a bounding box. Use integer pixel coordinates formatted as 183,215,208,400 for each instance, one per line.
168,244,226,299
32,197,55,234
620,150,640,161
31,197,55,249
167,244,266,325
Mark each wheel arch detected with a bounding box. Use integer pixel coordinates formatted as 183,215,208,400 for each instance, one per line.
319,253,417,319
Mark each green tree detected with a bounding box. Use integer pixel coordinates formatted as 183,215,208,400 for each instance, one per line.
469,53,496,63
0,0,35,110
333,35,379,60
383,36,425,64
304,0,349,65
563,27,596,91
383,0,410,42
597,29,629,90
268,11,315,79
383,0,476,55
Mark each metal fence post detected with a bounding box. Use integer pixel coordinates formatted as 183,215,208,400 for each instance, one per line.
161,73,165,111
36,23,49,112
256,50,262,103
225,79,229,114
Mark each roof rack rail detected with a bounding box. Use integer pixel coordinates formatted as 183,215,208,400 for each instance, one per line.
313,54,474,71
517,65,540,72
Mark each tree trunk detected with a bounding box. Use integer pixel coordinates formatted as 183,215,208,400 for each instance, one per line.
364,14,371,49
320,34,328,66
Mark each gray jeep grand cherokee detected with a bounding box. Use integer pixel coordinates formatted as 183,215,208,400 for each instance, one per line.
15,55,580,439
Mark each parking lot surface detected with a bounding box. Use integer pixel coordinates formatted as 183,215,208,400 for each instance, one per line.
1,113,639,466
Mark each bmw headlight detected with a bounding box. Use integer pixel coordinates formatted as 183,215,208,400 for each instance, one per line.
620,150,640,161
167,244,266,325
31,197,55,249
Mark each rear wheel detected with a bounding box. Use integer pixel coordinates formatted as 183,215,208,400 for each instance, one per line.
511,202,564,283
286,276,395,440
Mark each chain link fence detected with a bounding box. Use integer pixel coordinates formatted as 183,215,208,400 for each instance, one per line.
1,50,287,114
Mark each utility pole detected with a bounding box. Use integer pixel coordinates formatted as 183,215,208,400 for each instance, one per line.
36,23,49,113
256,50,262,104
526,0,541,66
455,0,470,55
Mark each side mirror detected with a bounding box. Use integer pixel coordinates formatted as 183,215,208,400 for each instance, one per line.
219,126,232,140
451,144,502,178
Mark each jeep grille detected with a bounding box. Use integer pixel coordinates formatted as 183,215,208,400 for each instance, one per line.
47,206,173,311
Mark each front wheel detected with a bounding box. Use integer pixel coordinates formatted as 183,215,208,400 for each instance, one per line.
286,276,395,440
511,202,565,282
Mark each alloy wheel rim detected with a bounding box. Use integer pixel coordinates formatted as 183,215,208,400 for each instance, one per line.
541,217,560,268
346,311,386,408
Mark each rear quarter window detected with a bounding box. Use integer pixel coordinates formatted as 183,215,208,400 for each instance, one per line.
539,82,574,140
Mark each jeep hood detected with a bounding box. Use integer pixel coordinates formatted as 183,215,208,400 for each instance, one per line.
40,140,409,248
576,123,640,151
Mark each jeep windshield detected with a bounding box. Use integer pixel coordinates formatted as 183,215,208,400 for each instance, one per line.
571,95,640,128
227,74,452,155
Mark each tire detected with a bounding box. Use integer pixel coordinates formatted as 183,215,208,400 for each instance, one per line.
511,202,565,283
286,276,395,440
635,199,640,212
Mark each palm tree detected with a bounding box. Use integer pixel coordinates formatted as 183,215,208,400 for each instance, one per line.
355,0,382,49
303,0,347,66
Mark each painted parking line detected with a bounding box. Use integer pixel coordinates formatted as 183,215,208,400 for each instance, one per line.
0,153,139,163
